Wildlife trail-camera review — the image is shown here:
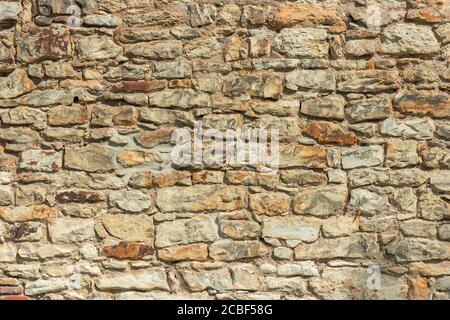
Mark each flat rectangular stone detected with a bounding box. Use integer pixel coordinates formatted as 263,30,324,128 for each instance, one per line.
156,185,247,213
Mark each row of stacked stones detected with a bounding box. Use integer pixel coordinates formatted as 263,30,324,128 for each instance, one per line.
0,0,449,299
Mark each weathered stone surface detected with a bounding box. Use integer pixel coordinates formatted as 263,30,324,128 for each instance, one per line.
181,268,232,292
394,91,450,118
126,41,182,60
154,58,192,79
241,5,265,27
279,145,327,169
0,0,447,301
3,221,44,242
349,168,429,188
342,146,384,169
394,188,417,213
280,169,327,186
101,214,153,242
148,89,208,109
436,23,450,44
225,171,278,187
346,96,392,123
438,224,450,241
48,105,89,126
17,26,72,63
204,114,244,130
209,240,265,261
293,185,347,217
109,190,152,213
346,39,380,57
262,216,322,242
0,107,46,129
65,144,116,172
286,69,336,91
407,1,450,23
381,118,435,140
44,60,77,78
0,69,35,99
21,89,81,107
407,276,430,300
103,242,154,260
48,218,95,243
156,185,246,213
310,267,408,300
223,74,283,99
255,115,300,141
75,35,122,60
409,261,450,276
249,192,290,216
350,189,394,216
43,128,84,143
0,205,58,223
262,276,308,294
0,186,13,205
0,243,16,263
84,14,122,27
421,147,450,169
0,1,22,26
140,109,194,126
400,219,437,239
381,24,440,55
301,95,345,120
386,239,449,262
187,3,216,27
24,279,67,296
19,150,62,172
92,105,137,127
304,121,357,146
271,3,344,31
338,70,400,93
419,191,450,221
435,276,450,292
252,57,298,70
295,233,379,259
273,28,329,59
219,220,260,240
277,262,319,277
322,216,357,238
430,171,450,193
96,269,169,292
155,215,218,248
385,139,420,168
158,243,208,262
0,128,41,147
153,171,191,188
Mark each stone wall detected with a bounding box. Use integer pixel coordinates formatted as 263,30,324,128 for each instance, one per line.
0,0,449,300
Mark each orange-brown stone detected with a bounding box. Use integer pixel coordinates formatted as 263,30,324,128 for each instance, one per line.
304,121,357,146
0,295,31,300
407,276,430,300
279,144,327,169
135,128,173,148
158,243,208,262
271,3,346,32
0,205,58,223
103,242,154,260
153,171,191,187
394,91,450,118
407,2,450,23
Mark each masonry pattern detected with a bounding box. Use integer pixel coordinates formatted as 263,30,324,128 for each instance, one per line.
0,0,449,300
